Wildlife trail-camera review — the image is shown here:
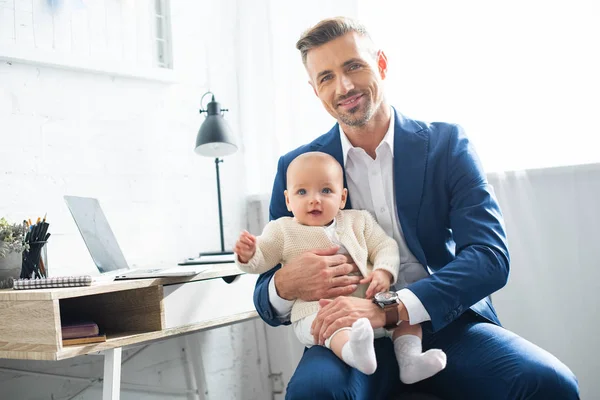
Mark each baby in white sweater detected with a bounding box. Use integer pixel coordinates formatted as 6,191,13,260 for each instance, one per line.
234,152,446,383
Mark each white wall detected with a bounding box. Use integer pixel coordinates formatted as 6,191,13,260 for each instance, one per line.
0,0,272,399
0,0,247,277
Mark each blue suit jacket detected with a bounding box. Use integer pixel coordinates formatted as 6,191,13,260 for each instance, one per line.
253,109,510,332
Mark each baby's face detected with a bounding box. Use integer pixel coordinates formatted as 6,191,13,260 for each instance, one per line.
285,159,346,226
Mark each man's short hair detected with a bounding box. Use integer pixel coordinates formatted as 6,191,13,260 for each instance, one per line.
296,17,372,65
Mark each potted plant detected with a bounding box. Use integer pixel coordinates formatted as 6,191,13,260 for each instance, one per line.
0,218,28,288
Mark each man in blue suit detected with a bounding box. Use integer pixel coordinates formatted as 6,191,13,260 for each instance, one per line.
253,17,579,399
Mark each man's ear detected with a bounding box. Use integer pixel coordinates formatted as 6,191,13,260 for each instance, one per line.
339,188,348,209
377,50,388,80
284,190,292,212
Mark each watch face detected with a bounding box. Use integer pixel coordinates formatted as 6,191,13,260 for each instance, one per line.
375,291,398,304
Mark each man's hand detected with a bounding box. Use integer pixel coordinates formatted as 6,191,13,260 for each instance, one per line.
311,297,388,345
360,269,393,299
273,247,360,301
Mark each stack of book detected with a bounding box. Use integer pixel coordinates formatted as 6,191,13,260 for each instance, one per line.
62,320,106,346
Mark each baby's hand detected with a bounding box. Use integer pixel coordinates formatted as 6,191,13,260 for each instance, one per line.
361,269,392,299
234,231,257,264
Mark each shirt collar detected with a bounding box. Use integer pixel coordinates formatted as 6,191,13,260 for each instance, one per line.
338,106,396,166
339,106,395,165
324,218,337,232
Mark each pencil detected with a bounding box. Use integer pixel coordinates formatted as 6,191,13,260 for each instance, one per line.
39,256,46,278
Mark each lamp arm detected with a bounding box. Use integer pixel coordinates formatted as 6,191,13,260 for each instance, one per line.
215,157,225,253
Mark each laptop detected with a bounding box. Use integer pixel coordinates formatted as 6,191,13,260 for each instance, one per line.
64,195,209,280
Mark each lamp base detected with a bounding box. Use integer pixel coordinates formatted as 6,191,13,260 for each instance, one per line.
199,250,235,263
199,251,234,257
179,251,235,266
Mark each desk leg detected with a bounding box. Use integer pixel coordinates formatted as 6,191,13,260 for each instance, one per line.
102,348,122,400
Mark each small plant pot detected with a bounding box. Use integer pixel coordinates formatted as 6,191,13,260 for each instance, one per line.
0,242,23,288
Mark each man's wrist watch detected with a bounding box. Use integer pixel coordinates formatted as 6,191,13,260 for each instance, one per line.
373,291,401,329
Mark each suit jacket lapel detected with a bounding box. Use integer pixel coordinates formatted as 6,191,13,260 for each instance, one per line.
311,125,353,209
393,109,429,265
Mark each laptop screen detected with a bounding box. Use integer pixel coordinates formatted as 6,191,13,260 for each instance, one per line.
64,196,130,273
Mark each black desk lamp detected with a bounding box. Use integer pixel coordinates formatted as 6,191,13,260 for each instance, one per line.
195,92,237,257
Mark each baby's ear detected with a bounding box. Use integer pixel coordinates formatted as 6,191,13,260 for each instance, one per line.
339,188,348,209
284,190,292,212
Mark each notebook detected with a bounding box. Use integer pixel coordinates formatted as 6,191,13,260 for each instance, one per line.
64,196,209,280
13,275,93,290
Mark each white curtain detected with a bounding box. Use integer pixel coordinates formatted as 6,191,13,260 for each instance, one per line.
357,0,600,173
488,165,600,399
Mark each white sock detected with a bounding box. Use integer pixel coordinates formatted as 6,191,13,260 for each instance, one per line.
394,334,447,384
340,318,377,375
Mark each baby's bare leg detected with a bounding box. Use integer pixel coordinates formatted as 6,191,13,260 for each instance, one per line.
328,318,377,375
392,322,447,384
328,329,350,357
392,321,423,340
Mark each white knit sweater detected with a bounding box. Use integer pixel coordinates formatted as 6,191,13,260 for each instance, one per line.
236,209,400,322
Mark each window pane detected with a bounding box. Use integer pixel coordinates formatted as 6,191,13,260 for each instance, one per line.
155,15,164,39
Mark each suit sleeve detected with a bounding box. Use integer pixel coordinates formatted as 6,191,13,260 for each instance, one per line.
407,125,510,331
252,156,293,326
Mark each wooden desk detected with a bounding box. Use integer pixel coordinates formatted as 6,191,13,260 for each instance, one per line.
0,264,258,399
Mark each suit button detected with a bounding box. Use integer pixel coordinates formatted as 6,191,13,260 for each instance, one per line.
447,310,458,321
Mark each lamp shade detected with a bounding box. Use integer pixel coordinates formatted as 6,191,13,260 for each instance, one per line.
195,96,237,157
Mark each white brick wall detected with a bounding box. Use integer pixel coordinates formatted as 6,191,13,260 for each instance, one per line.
0,0,271,398
0,64,243,275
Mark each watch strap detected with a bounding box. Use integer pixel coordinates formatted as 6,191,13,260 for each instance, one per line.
383,304,399,329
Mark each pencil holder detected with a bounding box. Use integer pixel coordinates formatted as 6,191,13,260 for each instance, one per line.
20,240,48,280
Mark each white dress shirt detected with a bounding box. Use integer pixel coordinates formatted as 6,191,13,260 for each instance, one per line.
268,107,431,325
323,219,349,255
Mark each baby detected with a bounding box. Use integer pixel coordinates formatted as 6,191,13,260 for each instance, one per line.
235,151,446,383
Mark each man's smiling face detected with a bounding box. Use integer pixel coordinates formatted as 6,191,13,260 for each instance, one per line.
305,32,387,128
